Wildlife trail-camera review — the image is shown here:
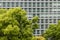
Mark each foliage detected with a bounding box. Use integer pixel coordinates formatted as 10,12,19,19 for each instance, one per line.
35,36,46,40
43,20,60,40
0,7,39,40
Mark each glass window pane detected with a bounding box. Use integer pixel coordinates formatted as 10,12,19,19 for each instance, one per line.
37,8,40,12
45,24,48,29
45,2,48,7
41,24,44,29
20,2,23,7
29,2,31,7
11,2,14,7
7,2,10,7
37,2,40,7
37,30,40,34
41,30,44,34
41,19,44,23
29,8,31,12
3,2,5,7
16,2,19,7
33,2,36,7
45,19,48,23
41,8,44,12
24,2,27,7
33,8,36,12
41,2,44,7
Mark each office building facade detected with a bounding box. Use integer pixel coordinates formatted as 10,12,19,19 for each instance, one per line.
0,0,60,36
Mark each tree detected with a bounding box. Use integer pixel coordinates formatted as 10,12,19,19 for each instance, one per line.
43,20,60,40
0,7,39,40
35,36,46,40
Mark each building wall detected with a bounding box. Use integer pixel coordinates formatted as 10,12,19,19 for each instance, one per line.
0,0,60,36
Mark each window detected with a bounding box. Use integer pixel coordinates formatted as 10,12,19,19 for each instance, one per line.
16,2,19,7
33,0,35,1
24,2,27,7
41,16,44,18
20,2,23,7
41,30,44,34
50,8,52,12
50,0,52,1
41,19,44,23
7,2,10,7
46,0,48,1
58,0,60,1
49,19,52,23
54,19,56,23
33,8,36,12
45,2,48,7
3,2,5,7
45,19,48,23
37,0,40,1
37,8,40,12
45,8,48,12
50,2,52,7
33,14,36,17
41,24,44,29
45,24,48,29
41,0,44,1
37,2,40,7
41,8,44,12
37,30,40,34
33,2,36,7
29,8,31,12
29,0,31,1
37,14,40,17
29,2,31,7
11,2,14,7
54,0,56,1
24,8,27,11
24,0,27,1
41,2,44,7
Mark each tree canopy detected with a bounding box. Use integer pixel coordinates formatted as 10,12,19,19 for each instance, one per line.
43,20,60,40
0,7,39,40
